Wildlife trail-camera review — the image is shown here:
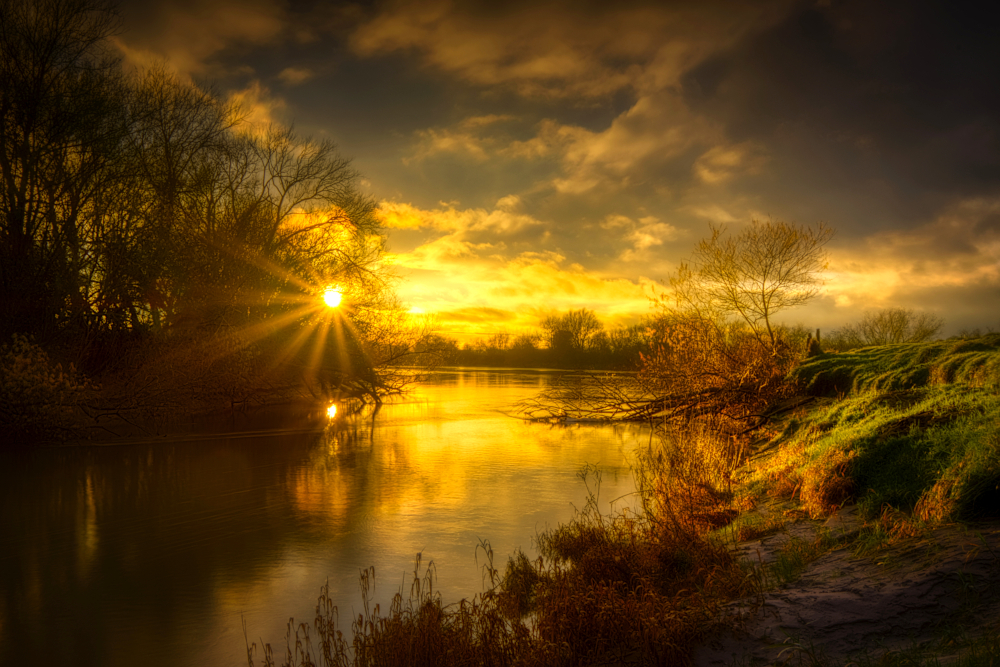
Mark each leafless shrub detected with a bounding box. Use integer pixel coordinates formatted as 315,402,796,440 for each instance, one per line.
827,307,944,350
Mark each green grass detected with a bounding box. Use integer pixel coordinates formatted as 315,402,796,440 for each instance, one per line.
792,333,1000,397
768,531,837,586
751,334,1000,522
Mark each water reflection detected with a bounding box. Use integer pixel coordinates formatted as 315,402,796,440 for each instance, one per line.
0,369,649,667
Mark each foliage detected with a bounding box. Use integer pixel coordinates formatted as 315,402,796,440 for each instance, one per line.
0,335,94,443
0,0,126,338
540,309,603,353
637,311,804,430
0,0,422,418
451,314,649,370
826,308,945,351
514,222,829,423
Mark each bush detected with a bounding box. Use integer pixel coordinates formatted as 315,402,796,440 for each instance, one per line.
827,308,944,351
0,335,94,444
639,314,802,430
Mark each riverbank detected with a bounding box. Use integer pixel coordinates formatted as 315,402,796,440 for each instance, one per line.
691,334,1000,665
249,334,1000,666
696,501,1000,666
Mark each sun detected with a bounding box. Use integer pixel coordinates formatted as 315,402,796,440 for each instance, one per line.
322,286,343,308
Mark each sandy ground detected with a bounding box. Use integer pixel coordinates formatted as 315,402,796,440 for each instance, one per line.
694,505,1000,666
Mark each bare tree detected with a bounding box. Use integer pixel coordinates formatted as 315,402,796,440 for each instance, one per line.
830,308,944,349
684,220,833,347
519,223,826,428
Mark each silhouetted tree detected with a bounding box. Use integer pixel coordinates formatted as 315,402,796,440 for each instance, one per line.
0,0,420,414
0,0,126,337
542,309,602,352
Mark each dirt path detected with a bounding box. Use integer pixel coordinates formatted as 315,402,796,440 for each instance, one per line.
695,506,1000,666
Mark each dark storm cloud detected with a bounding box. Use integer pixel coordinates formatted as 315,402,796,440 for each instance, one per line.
681,0,1000,234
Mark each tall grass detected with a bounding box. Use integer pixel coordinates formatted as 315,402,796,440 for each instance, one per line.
246,551,531,667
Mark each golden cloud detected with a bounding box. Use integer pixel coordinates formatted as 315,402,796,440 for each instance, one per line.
433,307,516,324
378,199,542,235
228,81,288,132
350,0,793,99
382,201,655,337
405,116,515,163
277,66,315,85
549,92,719,194
682,204,741,224
693,141,768,184
824,197,1000,310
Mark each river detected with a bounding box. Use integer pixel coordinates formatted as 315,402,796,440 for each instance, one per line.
0,368,650,666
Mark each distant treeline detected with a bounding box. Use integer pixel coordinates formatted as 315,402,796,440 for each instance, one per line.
415,309,650,370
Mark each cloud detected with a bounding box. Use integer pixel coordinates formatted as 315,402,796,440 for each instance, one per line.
350,0,793,99
433,307,515,324
693,141,767,183
824,197,1000,314
372,0,787,197
518,92,721,195
595,214,683,263
382,200,655,337
683,204,741,224
405,115,515,163
627,218,680,251
117,0,287,77
502,119,594,160
228,81,288,131
277,67,315,85
378,199,542,235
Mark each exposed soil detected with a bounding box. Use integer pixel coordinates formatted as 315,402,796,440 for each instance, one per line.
695,505,1000,666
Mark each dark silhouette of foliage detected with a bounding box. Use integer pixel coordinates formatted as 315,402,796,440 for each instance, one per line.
446,312,649,370
0,0,423,428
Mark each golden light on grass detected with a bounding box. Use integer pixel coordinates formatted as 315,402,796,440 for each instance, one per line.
327,403,338,418
323,286,343,308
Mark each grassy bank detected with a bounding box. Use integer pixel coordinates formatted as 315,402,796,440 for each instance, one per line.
248,335,1000,666
757,334,1000,523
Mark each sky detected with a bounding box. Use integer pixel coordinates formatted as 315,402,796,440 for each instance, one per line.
115,0,1000,342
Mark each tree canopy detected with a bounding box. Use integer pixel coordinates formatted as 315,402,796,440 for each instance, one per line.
0,0,416,415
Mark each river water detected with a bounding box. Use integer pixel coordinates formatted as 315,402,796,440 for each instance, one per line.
0,368,650,666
